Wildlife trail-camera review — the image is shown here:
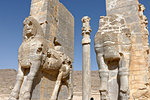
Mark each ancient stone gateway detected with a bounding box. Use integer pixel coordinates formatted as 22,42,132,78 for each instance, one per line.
9,16,73,100
9,0,74,100
95,14,131,100
6,0,150,100
94,0,150,100
105,0,150,99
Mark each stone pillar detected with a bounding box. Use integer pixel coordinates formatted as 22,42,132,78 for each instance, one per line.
106,0,150,99
29,0,74,100
81,16,92,100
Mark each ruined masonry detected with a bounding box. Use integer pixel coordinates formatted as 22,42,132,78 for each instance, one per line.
29,0,74,100
30,0,74,60
95,14,131,100
95,0,150,99
0,0,150,100
8,0,74,100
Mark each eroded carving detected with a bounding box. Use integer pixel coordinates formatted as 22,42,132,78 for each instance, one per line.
139,4,149,34
131,4,150,100
95,14,131,100
9,16,73,100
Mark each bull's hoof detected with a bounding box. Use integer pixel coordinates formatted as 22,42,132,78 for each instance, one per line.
23,92,30,100
8,97,18,100
9,91,19,100
67,95,73,100
19,91,30,100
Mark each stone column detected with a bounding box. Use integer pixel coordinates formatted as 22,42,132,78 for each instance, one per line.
81,16,92,100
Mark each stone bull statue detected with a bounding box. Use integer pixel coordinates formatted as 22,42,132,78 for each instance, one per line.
95,15,131,100
9,16,73,100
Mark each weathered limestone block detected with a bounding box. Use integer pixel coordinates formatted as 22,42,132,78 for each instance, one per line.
56,3,74,60
30,0,74,60
95,14,131,100
131,4,150,100
9,16,73,100
9,0,75,100
106,0,150,99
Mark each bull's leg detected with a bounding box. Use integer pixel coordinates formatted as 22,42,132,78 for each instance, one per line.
63,79,73,100
119,54,129,100
9,64,24,100
67,67,73,100
63,67,73,100
96,54,109,100
99,70,109,100
50,72,63,100
19,61,41,100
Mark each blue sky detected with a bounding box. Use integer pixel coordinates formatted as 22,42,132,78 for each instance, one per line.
0,0,150,71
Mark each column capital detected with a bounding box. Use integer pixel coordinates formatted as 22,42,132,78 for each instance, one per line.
82,16,92,36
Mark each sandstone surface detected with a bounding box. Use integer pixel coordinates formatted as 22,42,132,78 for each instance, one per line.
105,0,150,99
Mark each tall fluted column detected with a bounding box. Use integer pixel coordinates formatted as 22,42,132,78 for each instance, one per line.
82,16,92,100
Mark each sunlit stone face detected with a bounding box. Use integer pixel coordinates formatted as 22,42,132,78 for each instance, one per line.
23,19,35,40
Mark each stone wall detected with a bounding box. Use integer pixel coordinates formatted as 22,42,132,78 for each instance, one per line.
30,0,74,60
73,71,100,100
106,0,150,99
28,0,74,100
95,14,131,100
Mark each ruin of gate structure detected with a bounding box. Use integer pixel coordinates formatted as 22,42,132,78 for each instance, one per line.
105,0,150,99
29,0,74,99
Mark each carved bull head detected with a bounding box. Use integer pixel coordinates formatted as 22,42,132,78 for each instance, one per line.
23,16,44,41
